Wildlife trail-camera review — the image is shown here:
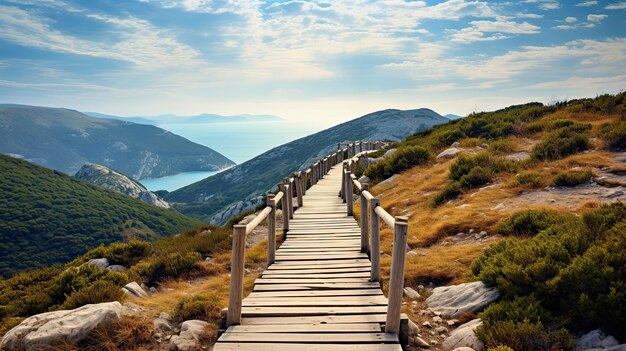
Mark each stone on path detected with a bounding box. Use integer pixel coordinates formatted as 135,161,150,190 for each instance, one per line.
425,281,499,318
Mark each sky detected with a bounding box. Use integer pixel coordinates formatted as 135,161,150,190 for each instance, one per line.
0,0,624,124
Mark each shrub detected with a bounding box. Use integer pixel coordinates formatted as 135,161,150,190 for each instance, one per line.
476,319,574,351
488,139,513,154
598,120,626,151
364,146,432,182
472,203,626,341
496,209,570,237
553,169,592,187
459,166,493,189
61,280,125,310
449,152,516,182
79,316,156,351
532,126,589,161
431,181,461,207
68,240,154,268
514,171,544,188
172,294,222,325
488,346,514,351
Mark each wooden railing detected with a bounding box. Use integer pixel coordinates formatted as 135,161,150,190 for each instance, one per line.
226,140,382,326
341,157,408,335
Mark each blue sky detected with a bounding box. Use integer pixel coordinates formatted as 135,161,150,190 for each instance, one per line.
0,0,624,123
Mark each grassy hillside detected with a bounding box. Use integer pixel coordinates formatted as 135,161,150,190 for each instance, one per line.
357,92,625,349
166,108,448,224
0,154,204,277
0,105,234,178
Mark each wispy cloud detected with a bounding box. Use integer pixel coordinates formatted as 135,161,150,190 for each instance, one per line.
450,20,541,43
587,14,608,22
522,0,561,10
575,1,598,6
605,2,626,10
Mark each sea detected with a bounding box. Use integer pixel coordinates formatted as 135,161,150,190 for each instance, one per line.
140,120,320,192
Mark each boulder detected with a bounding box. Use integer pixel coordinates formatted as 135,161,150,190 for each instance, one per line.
358,175,371,185
106,264,126,272
383,149,397,158
153,317,175,333
122,281,149,299
404,287,421,300
0,302,122,350
453,348,477,351
86,258,109,269
437,147,463,159
505,152,530,161
426,281,499,319
575,329,620,350
170,320,209,351
442,319,484,351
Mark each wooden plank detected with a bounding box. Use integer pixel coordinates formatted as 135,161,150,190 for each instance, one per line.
240,313,389,325
275,255,368,261
241,306,389,316
263,267,370,274
242,297,388,307
255,278,371,284
224,323,382,333
253,283,381,291
218,332,398,343
247,289,383,298
269,260,371,267
214,343,402,351
260,272,371,279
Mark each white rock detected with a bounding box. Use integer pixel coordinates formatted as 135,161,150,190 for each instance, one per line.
412,335,430,348
425,281,499,319
122,281,149,299
453,348,477,351
383,149,397,158
575,329,620,350
437,147,463,159
86,258,109,269
170,320,209,351
407,319,420,337
0,302,122,350
404,287,421,300
358,175,371,184
442,319,485,351
106,264,126,272
451,142,461,147
505,152,530,161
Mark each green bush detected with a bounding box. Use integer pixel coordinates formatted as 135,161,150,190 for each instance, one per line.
431,181,462,207
172,294,222,325
526,119,591,134
553,169,592,187
488,346,514,351
61,280,125,310
472,203,626,341
497,209,570,237
364,146,432,182
68,240,154,268
459,166,493,188
599,120,626,151
514,171,544,188
532,126,590,161
476,319,574,351
450,152,516,182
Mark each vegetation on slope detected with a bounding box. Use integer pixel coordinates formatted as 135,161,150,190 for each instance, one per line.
0,154,204,277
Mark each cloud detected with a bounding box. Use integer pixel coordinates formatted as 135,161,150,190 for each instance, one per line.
450,20,541,43
605,2,626,9
553,25,575,30
575,1,597,6
565,17,578,23
517,12,543,18
522,0,560,10
587,14,608,22
0,5,199,68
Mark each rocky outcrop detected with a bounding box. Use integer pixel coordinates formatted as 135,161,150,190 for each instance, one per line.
437,147,464,159
75,163,170,208
442,319,484,351
87,257,109,269
575,329,623,350
0,302,122,350
170,320,209,351
426,281,499,319
122,282,149,299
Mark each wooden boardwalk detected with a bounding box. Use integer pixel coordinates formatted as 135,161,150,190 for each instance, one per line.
214,164,403,351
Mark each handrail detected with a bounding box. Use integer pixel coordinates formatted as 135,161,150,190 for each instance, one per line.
226,140,379,327
374,205,395,228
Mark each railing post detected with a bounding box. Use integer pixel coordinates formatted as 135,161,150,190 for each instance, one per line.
302,171,307,195
370,198,381,283
346,171,354,216
342,166,348,203
285,179,293,219
360,183,369,253
359,141,362,153
386,216,409,334
295,172,304,208
352,143,356,157
267,194,276,266
280,183,290,234
227,224,246,326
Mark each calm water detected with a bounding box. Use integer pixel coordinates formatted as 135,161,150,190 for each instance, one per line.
140,121,319,192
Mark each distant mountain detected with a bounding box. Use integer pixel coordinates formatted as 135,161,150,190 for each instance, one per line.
0,154,203,278
0,105,235,179
165,108,449,224
75,163,170,208
445,114,464,120
85,112,283,125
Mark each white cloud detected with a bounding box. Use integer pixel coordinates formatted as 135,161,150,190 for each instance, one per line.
605,2,626,9
565,16,578,23
450,20,540,43
553,24,575,30
587,14,608,22
517,12,543,18
0,5,199,68
575,1,598,6
522,0,560,10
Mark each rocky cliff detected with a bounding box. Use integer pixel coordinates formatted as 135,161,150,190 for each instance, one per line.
75,164,170,208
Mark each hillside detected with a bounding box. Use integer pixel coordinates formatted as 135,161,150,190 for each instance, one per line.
75,163,170,208
0,105,235,179
0,155,204,278
165,108,449,223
